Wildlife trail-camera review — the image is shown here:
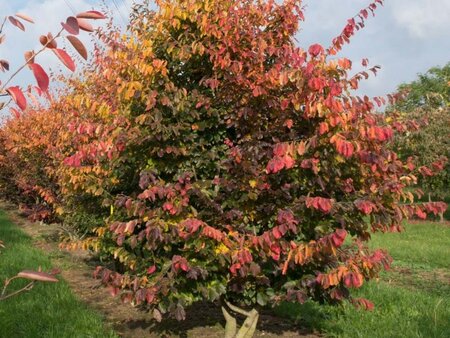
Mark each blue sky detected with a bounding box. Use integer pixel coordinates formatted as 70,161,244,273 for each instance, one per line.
1,0,449,102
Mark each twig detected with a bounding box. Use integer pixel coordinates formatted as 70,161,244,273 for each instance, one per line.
0,281,35,301
0,17,7,34
0,27,65,92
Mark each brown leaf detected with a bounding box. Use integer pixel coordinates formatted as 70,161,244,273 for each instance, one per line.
46,33,57,49
24,51,35,64
0,59,9,72
8,16,25,31
61,16,79,35
66,35,87,60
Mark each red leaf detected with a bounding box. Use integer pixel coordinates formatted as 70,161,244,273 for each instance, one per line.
8,16,25,31
76,10,106,20
17,270,58,282
147,265,157,274
66,35,87,60
306,197,333,213
356,298,374,311
77,18,94,32
415,208,427,220
15,13,34,24
61,16,79,35
6,86,27,110
270,243,281,261
308,43,324,57
52,48,75,72
29,63,49,92
354,200,376,215
284,119,293,129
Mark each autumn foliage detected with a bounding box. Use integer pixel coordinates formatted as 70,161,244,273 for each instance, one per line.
0,8,105,301
0,0,447,328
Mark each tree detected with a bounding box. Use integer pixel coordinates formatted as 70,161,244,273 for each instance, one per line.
389,63,449,220
50,1,445,336
0,1,446,336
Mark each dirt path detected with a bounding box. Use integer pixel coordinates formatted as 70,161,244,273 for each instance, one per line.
1,201,320,338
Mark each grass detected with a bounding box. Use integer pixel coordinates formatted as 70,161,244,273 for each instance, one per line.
276,222,450,337
0,210,117,338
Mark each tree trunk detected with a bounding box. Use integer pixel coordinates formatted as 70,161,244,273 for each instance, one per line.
221,300,259,338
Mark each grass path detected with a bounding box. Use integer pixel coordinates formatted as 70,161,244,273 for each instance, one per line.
276,222,450,338
0,210,117,338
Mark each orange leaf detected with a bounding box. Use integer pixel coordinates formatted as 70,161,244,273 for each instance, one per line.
6,86,27,110
17,270,58,282
8,16,25,31
15,13,34,24
29,63,49,92
66,35,87,60
52,48,75,72
76,10,106,20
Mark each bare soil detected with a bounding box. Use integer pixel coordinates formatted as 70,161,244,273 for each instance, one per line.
1,201,320,338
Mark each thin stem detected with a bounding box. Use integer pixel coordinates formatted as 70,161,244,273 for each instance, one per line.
1,275,21,297
0,17,7,34
0,27,64,92
0,281,35,301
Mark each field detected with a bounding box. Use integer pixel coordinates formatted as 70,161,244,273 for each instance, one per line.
0,208,449,338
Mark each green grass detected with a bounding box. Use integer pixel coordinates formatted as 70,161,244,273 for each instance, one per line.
0,210,117,338
276,222,450,338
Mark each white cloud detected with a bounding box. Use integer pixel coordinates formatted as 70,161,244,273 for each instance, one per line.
390,0,450,39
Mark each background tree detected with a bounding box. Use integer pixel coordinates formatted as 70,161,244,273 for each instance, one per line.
389,63,449,220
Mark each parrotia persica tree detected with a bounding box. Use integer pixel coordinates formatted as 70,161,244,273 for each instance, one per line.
0,10,106,221
0,9,105,300
0,0,447,336
48,0,448,335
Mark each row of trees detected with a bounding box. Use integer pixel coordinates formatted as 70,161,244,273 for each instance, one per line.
0,1,447,336
0,8,105,300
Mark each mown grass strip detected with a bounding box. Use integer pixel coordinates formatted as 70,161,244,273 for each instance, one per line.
0,210,117,338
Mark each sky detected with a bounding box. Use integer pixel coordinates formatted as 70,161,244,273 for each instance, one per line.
1,0,449,103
